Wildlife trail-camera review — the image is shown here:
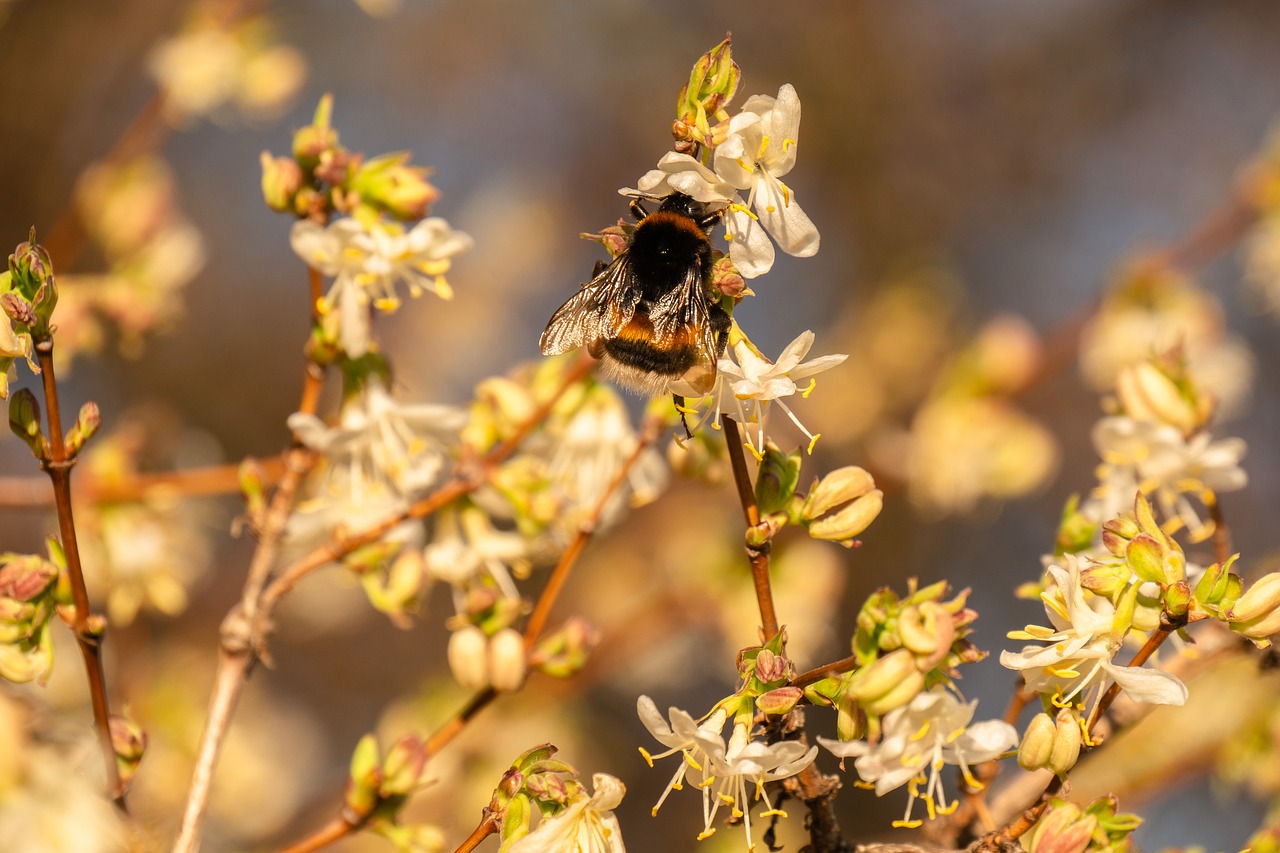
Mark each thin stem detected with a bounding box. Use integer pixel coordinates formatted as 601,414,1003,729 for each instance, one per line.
723,417,778,639
451,817,500,853
34,341,125,807
275,814,359,853
792,655,858,689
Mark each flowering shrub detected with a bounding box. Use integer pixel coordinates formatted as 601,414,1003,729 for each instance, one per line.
3,13,1280,853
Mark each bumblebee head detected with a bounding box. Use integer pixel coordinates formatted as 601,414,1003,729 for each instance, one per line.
657,192,724,233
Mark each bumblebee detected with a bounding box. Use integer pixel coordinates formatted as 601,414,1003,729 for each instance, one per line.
539,193,732,396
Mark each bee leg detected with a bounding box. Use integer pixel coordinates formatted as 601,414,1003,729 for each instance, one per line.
590,259,608,278
629,199,649,222
672,394,694,439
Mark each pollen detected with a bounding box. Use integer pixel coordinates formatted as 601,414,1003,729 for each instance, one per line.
638,747,654,768
757,136,770,160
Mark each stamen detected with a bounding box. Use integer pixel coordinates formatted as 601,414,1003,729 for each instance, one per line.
800,378,817,399
638,747,655,768
757,135,770,160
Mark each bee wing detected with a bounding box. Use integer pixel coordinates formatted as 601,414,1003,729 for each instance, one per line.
648,266,722,365
539,255,642,355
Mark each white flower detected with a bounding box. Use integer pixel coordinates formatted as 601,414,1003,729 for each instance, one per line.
637,697,817,849
621,85,817,278
290,216,472,355
678,331,845,458
510,773,628,853
1089,415,1247,540
422,504,528,604
290,379,464,501
544,387,668,526
1000,555,1188,713
713,85,819,273
818,688,1016,828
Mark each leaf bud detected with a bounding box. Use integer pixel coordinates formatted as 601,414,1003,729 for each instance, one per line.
529,617,598,679
8,230,57,338
756,686,802,717
675,36,739,143
1114,358,1203,433
1228,571,1280,623
1055,495,1098,556
1164,580,1191,619
803,466,883,543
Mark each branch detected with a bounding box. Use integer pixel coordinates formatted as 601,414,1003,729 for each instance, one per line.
34,340,126,808
722,416,779,640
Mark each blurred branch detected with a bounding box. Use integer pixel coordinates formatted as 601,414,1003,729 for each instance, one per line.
0,457,287,508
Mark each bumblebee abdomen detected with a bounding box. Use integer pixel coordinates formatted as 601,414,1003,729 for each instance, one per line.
601,314,701,377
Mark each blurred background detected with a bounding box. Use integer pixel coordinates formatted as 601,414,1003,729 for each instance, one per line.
2,0,1280,850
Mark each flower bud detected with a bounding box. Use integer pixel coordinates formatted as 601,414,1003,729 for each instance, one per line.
1080,562,1129,598
1048,710,1083,776
1017,712,1056,771
8,230,57,339
1228,572,1280,623
850,649,926,715
1101,514,1140,557
351,153,440,221
293,95,340,169
109,714,147,789
488,628,527,692
344,734,383,816
1126,534,1167,585
754,443,801,517
529,617,598,679
757,686,803,716
63,401,101,457
710,254,746,298
897,601,955,671
753,648,790,684
447,625,489,690
1115,359,1201,432
380,733,427,797
675,36,739,140
803,466,877,519
1025,800,1096,853
1159,579,1190,621
260,152,303,212
803,467,882,542
0,635,53,684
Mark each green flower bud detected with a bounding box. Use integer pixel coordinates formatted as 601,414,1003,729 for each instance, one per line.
1026,800,1097,853
675,36,739,143
1055,495,1098,555
1018,712,1056,771
804,477,883,543
380,733,427,797
754,443,802,517
7,230,57,339
530,617,598,679
109,714,147,790
260,152,303,213
1048,710,1083,776
350,152,440,221
756,686,803,716
1164,580,1191,619
345,734,383,816
850,649,926,715
8,389,48,461
293,94,340,169
1080,561,1130,598
1229,572,1280,623
803,466,876,519
897,601,955,671
0,630,53,684
1101,514,1140,557
63,401,101,457
1126,533,1167,585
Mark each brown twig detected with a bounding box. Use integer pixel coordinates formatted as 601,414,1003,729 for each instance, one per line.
451,816,501,853
792,655,858,689
275,814,359,853
33,340,126,808
722,417,779,640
